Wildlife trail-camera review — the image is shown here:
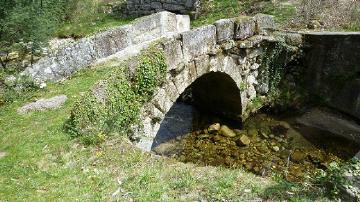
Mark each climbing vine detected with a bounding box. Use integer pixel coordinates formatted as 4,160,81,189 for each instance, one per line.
65,47,167,144
261,41,290,92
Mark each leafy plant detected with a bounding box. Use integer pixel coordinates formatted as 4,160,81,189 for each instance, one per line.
65,47,167,144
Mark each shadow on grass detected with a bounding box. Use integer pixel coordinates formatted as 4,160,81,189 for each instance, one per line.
260,179,330,201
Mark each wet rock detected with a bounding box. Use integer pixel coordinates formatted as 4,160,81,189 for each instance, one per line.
247,128,258,138
153,142,182,156
208,123,221,133
256,143,269,153
272,146,280,152
245,163,253,170
260,132,269,139
198,134,210,139
353,151,360,160
234,129,247,136
237,135,251,146
291,150,306,163
212,135,223,142
220,125,237,137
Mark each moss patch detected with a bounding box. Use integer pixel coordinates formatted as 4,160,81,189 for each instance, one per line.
65,47,167,143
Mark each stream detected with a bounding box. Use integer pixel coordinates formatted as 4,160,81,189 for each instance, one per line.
153,102,360,182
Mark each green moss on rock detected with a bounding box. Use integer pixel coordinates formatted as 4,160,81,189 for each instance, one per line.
65,47,167,143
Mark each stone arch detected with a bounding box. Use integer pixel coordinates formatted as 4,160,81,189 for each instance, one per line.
136,69,243,151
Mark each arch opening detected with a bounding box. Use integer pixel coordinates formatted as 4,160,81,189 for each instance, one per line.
151,71,243,151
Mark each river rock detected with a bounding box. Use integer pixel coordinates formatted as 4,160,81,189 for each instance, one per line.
237,135,251,146
353,151,360,160
208,123,221,133
247,128,258,138
213,134,222,142
220,125,237,137
291,150,306,163
272,146,280,152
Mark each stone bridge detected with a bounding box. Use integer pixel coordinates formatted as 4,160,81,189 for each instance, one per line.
23,12,360,151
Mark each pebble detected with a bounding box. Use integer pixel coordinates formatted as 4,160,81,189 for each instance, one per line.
272,146,280,152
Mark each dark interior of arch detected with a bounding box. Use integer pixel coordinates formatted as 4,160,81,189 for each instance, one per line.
151,71,242,150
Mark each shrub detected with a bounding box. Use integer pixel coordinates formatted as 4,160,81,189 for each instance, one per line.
65,48,167,144
297,0,360,30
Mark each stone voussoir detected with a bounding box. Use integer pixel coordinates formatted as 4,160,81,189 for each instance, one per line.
181,25,217,62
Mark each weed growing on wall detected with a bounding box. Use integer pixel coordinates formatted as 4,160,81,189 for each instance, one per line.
65,47,166,144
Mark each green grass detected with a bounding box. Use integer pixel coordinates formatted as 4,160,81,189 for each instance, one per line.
191,0,297,28
0,63,332,201
55,14,133,39
191,0,242,27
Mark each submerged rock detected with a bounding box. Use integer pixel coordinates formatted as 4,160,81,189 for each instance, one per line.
237,135,251,146
247,128,258,138
291,150,306,163
220,125,237,137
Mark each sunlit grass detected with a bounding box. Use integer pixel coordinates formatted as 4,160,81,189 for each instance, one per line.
0,64,331,201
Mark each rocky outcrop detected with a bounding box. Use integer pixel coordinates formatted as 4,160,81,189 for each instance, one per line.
22,11,190,82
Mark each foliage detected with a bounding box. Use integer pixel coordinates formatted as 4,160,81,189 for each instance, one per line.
65,48,167,143
0,0,70,51
0,74,40,107
315,160,360,199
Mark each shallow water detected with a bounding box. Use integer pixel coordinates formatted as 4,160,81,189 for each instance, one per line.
153,107,359,182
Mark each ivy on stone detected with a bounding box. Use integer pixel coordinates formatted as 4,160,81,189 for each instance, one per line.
65,47,167,144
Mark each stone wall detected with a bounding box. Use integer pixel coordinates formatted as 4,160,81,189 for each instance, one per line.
119,0,200,17
303,32,360,120
22,12,190,82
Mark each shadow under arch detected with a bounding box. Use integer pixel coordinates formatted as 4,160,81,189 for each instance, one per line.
151,71,242,150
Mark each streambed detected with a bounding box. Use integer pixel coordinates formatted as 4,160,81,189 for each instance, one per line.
153,104,359,182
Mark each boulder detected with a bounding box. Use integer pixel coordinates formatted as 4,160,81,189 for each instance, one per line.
17,95,68,114
208,123,221,133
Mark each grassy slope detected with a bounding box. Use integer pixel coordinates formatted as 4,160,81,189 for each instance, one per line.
0,65,330,201
0,1,334,201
